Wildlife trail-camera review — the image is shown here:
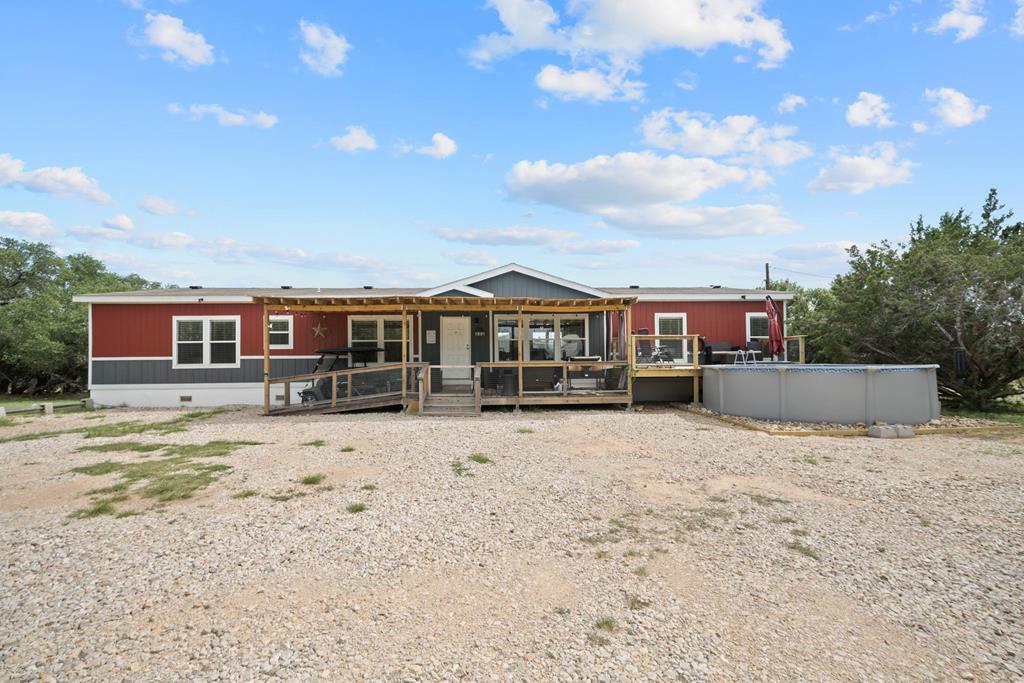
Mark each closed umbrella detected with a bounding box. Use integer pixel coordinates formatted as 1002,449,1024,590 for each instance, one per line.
765,295,784,360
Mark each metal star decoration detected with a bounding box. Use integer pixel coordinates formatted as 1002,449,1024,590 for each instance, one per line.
312,322,328,339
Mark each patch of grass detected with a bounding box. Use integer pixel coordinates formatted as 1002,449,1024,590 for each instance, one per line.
594,550,610,559
115,510,142,518
586,633,610,647
626,594,651,610
162,440,261,458
360,483,377,491
84,414,106,421
747,493,787,506
0,417,15,428
138,469,223,502
772,516,797,524
450,459,473,477
624,548,643,558
594,617,617,632
267,491,306,502
801,456,819,465
78,441,168,454
791,528,809,537
69,499,117,519
0,428,78,444
317,484,335,492
299,473,325,486
785,541,820,560
340,446,356,452
71,461,123,476
554,606,570,615
87,482,130,495
468,453,492,464
232,489,258,499
707,494,728,503
346,502,367,513
302,439,326,447
82,409,226,439
916,514,932,527
515,427,534,434
633,565,649,577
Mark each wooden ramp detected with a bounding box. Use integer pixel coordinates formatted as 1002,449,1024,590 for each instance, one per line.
266,363,426,416
269,391,405,416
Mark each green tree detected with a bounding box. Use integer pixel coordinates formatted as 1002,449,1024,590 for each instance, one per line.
806,190,1023,409
0,238,164,394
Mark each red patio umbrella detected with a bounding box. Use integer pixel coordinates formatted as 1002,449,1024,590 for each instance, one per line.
765,295,784,359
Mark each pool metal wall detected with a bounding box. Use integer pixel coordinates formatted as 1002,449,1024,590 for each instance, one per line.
702,365,940,425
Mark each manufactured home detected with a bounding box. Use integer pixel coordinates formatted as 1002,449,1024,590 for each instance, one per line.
74,263,799,415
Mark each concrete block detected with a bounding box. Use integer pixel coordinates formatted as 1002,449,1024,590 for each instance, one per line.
895,425,916,438
81,398,95,410
41,402,54,415
868,425,898,439
0,407,5,417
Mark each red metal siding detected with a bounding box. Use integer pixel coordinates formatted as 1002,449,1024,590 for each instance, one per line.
91,304,423,358
629,301,781,348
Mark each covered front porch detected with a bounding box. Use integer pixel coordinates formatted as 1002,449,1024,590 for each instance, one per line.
255,294,637,415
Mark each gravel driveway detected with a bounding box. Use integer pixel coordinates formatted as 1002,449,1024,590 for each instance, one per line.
1,406,1022,681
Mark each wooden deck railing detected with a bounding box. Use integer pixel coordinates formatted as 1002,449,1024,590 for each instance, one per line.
476,360,630,401
629,334,701,369
266,362,427,414
784,335,807,364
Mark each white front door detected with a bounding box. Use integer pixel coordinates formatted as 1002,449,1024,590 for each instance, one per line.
440,316,472,380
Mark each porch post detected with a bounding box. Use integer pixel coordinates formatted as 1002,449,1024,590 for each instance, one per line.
517,307,524,400
262,303,270,416
625,305,633,405
401,308,408,401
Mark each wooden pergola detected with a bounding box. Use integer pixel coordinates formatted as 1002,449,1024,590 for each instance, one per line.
252,294,637,413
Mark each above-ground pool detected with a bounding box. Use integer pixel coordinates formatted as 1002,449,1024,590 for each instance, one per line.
702,364,940,425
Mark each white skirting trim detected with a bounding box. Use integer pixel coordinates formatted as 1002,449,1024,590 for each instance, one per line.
91,383,304,408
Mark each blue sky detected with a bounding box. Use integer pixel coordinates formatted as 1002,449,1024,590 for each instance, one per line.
1,0,1021,289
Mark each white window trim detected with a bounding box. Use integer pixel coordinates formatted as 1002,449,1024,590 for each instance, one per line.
492,313,590,361
171,315,242,370
347,315,412,365
653,312,689,363
268,314,294,350
746,312,770,342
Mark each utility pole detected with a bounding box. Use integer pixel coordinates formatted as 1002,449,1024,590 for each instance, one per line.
764,262,771,290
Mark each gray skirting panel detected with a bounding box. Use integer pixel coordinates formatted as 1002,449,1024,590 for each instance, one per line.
91,358,322,385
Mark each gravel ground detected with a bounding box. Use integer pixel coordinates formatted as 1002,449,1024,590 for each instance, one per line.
1,406,1022,682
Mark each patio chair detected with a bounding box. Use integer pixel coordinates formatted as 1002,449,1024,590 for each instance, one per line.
635,328,675,364
704,341,731,365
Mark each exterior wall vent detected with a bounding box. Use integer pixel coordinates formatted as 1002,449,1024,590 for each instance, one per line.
179,395,193,402
188,285,203,290
363,285,374,290
628,285,639,289
280,285,292,289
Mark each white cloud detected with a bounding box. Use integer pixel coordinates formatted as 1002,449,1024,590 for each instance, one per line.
298,19,351,77
139,195,187,216
102,214,135,231
0,153,111,203
446,249,499,267
911,121,930,133
535,64,644,102
846,91,895,127
929,0,986,41
507,151,764,214
416,133,458,159
143,13,214,67
640,109,812,167
675,70,698,91
0,210,55,238
437,225,639,254
596,204,799,238
1014,1,1024,37
924,87,990,127
777,93,806,113
330,126,378,152
170,103,278,128
471,0,792,70
807,142,915,194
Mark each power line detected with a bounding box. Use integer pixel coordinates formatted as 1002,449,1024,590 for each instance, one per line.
771,266,835,280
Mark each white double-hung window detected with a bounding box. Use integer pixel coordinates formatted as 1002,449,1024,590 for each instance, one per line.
172,316,241,369
746,312,770,344
268,315,293,349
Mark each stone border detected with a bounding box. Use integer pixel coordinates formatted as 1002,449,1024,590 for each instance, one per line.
672,404,1024,438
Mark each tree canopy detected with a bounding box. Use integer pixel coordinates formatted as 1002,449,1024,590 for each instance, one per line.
778,189,1023,409
0,238,163,395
